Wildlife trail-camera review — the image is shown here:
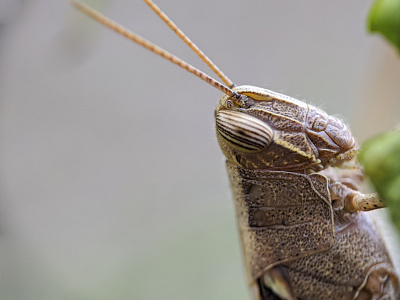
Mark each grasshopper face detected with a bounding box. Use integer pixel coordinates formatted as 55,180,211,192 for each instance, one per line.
216,85,356,172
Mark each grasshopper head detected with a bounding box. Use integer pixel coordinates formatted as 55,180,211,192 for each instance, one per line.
215,85,356,172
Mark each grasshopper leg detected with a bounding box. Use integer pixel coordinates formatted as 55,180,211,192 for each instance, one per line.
329,181,385,212
355,266,399,300
320,166,385,212
258,266,295,300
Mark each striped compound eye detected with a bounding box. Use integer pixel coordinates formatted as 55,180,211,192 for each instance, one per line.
216,110,274,152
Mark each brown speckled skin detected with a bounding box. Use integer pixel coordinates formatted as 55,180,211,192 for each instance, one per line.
227,165,335,280
228,164,398,299
216,86,399,299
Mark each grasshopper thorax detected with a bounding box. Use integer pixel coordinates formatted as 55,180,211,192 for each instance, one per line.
215,85,357,172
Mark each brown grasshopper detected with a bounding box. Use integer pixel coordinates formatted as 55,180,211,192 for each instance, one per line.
72,1,399,299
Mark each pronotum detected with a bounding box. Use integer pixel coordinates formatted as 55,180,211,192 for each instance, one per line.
72,1,400,299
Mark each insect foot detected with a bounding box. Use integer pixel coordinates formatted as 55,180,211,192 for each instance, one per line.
216,85,399,300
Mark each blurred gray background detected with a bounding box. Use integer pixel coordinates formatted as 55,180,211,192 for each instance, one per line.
1,0,400,299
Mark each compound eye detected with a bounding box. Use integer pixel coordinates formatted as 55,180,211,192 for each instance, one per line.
216,110,273,152
312,116,328,132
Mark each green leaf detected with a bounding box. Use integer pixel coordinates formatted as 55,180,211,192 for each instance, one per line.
359,129,400,232
368,0,400,53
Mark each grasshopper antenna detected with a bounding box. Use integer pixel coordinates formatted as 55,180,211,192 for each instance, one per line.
143,0,235,89
71,0,243,101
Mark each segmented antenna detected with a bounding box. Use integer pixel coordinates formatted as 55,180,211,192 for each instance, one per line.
71,0,242,100
143,0,235,88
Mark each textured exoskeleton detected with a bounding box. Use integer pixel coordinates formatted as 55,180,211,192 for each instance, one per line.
215,85,399,300
71,1,399,298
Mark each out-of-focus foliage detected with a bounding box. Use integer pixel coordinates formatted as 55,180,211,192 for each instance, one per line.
368,0,400,53
359,130,400,232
